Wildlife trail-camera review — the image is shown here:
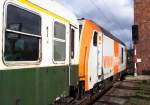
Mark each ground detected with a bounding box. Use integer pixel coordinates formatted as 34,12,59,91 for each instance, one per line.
93,75,150,105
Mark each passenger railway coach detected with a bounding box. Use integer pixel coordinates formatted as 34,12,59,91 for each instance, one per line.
0,0,80,104
0,0,126,105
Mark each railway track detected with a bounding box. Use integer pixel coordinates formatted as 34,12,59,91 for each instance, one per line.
74,81,113,105
54,80,114,105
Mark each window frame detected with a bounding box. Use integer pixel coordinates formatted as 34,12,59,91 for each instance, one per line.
3,3,42,66
52,21,66,64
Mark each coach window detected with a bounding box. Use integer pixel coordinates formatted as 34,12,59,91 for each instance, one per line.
93,31,98,46
4,5,41,61
54,21,66,61
71,29,75,58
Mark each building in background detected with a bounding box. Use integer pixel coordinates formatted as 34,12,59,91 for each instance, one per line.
134,0,150,74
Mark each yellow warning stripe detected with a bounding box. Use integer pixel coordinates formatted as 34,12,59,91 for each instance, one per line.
17,0,69,23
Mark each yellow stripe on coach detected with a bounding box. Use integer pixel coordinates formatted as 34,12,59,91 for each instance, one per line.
17,0,69,23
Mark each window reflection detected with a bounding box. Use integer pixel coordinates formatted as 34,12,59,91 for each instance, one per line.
4,5,41,61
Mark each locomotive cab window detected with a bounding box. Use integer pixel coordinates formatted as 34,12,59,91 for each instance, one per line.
53,22,66,61
93,31,98,46
4,5,41,61
121,48,124,63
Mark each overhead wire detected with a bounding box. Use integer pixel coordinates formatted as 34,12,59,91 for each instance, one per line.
88,0,113,27
101,0,133,47
89,0,125,31
101,0,125,30
58,0,126,31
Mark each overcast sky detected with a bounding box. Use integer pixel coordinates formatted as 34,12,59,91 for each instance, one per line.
56,0,134,49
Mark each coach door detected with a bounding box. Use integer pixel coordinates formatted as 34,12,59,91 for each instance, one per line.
68,25,76,86
97,32,103,80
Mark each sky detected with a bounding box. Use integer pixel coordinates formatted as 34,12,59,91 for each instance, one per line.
56,0,134,49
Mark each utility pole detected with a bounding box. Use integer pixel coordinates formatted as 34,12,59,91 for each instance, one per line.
134,44,137,76
132,25,139,76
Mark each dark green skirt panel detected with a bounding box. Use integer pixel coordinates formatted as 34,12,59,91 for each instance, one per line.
70,65,78,86
0,66,71,105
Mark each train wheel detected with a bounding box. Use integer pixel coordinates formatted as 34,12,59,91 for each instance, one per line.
92,81,105,94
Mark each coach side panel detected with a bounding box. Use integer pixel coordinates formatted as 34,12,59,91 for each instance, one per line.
103,35,126,79
103,35,114,79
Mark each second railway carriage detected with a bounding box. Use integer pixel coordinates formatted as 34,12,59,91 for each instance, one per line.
78,19,126,92
0,0,80,104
